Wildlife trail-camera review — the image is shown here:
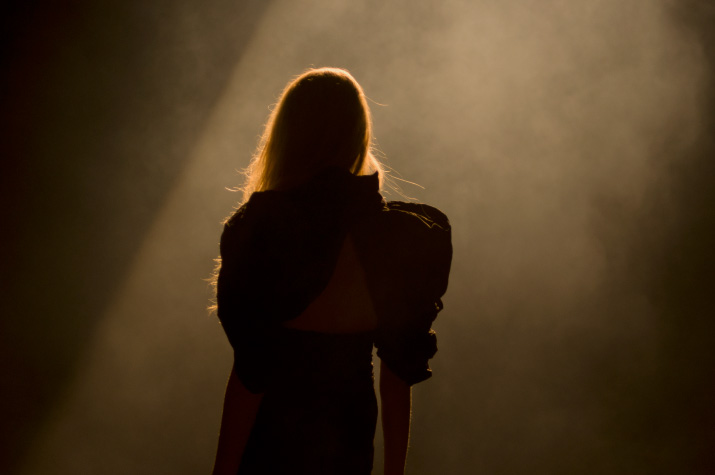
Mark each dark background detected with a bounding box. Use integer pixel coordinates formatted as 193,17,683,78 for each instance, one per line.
2,1,713,474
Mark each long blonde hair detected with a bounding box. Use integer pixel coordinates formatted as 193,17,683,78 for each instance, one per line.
241,67,382,202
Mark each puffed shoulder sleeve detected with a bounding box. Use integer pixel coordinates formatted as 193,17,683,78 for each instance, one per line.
216,198,278,394
370,202,452,386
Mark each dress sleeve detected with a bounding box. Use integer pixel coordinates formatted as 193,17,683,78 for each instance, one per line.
374,304,441,386
216,201,277,394
372,203,453,386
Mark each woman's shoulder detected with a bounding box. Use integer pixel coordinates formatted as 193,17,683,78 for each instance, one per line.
364,200,452,265
382,201,451,232
220,192,289,256
224,191,285,229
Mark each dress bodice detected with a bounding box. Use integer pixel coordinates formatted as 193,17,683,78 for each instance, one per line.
216,168,452,393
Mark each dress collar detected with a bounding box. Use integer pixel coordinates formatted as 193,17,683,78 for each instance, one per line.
283,167,383,207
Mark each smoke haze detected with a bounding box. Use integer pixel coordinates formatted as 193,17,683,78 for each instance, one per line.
2,0,713,473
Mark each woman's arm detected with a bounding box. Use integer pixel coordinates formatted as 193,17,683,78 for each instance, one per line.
380,359,412,475
212,364,263,475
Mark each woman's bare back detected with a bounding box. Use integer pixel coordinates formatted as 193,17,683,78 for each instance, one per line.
284,234,377,333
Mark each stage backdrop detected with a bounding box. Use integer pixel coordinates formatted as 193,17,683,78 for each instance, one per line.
2,1,714,474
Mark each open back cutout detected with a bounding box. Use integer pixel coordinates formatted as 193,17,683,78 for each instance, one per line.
283,234,378,333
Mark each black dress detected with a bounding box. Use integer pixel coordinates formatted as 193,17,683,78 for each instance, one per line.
216,169,452,475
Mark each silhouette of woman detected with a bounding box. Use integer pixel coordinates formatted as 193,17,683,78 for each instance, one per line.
212,67,452,475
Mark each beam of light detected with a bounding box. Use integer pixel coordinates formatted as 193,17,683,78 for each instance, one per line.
15,5,283,474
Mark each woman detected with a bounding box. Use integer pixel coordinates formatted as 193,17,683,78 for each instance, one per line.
212,67,452,475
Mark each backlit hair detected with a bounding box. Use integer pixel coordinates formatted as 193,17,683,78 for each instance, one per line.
242,67,382,202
